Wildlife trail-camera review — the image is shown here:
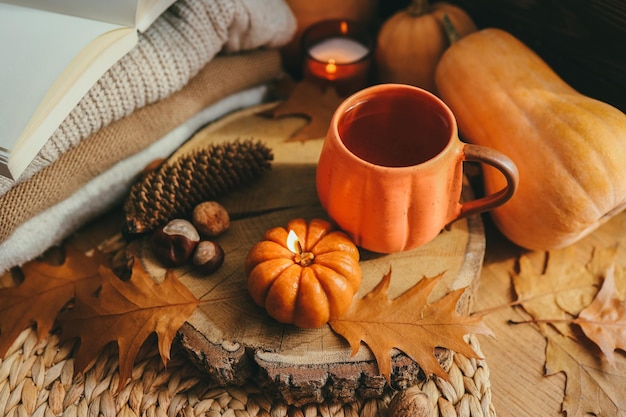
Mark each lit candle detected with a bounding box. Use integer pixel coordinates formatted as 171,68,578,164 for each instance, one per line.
302,20,373,96
286,229,300,254
308,37,370,65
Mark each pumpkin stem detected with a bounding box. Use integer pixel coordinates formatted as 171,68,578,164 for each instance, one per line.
407,0,430,17
294,252,315,267
442,13,460,43
293,240,315,266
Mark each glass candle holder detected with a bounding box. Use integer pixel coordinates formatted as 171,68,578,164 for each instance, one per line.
301,19,373,96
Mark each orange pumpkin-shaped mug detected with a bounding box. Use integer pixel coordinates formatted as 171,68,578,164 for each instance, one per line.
316,83,519,253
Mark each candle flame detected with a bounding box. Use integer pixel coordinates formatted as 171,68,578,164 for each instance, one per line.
340,21,348,34
286,230,300,254
325,59,337,75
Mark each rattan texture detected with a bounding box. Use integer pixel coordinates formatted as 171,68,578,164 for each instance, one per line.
0,327,495,417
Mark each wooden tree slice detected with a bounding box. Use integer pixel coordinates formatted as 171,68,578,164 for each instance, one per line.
131,102,486,406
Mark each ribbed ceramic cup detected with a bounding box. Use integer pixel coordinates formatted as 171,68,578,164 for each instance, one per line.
316,83,519,253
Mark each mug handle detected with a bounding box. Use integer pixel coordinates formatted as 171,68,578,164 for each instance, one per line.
457,143,519,219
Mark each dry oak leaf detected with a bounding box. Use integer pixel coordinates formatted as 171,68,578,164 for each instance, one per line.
329,270,494,382
0,245,105,357
58,257,199,390
511,246,626,416
574,263,626,366
586,246,626,299
544,324,626,417
268,80,343,141
512,246,599,337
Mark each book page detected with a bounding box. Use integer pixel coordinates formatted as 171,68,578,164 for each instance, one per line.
136,0,177,32
0,3,135,178
0,0,177,32
0,0,138,27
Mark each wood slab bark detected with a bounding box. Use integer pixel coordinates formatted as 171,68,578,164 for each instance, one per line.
129,102,486,406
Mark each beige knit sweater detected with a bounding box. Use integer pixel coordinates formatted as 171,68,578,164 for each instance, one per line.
0,0,296,196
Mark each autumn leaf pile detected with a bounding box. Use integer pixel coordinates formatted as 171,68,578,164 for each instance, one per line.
0,246,198,391
511,246,626,416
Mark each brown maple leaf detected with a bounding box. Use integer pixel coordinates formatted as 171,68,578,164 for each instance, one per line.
574,263,626,366
58,257,199,390
589,246,626,298
267,80,343,141
544,324,626,417
512,246,599,337
0,245,105,357
329,270,494,382
510,246,626,416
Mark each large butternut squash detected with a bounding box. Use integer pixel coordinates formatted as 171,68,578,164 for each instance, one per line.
435,28,626,250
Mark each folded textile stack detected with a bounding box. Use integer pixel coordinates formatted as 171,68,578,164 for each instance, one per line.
0,0,296,274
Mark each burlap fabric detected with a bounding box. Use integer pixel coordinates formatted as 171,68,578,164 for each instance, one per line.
0,326,496,417
0,0,295,195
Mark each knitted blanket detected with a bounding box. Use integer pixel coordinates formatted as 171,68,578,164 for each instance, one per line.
0,0,295,196
0,0,295,273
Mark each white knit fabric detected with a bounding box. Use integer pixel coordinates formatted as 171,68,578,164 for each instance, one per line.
0,0,295,195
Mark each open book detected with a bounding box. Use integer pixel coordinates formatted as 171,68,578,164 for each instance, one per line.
0,0,177,180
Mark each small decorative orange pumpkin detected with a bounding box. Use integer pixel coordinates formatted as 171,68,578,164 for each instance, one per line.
375,0,477,92
245,218,362,328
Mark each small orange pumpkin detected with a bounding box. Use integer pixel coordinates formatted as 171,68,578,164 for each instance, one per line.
375,0,477,92
245,218,361,328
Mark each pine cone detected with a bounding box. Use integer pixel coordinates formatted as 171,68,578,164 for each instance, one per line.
123,139,273,235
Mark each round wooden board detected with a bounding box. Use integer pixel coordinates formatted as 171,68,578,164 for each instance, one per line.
132,102,486,406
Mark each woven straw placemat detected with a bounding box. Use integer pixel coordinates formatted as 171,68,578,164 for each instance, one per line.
0,326,495,417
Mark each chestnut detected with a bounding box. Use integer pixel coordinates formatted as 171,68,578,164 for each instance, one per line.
192,240,225,274
151,219,200,266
